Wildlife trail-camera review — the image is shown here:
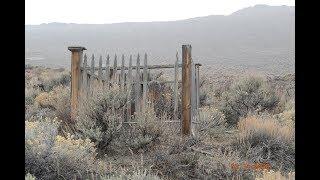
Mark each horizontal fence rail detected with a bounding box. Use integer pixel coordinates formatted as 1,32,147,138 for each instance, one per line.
80,63,202,71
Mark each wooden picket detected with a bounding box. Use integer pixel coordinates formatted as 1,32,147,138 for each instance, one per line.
135,54,141,114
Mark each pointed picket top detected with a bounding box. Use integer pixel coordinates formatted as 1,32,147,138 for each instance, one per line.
106,54,110,62
129,55,132,67
83,53,88,67
121,54,125,72
91,54,95,74
143,53,148,77
105,53,110,86
99,55,102,66
120,54,125,88
176,51,179,60
113,54,118,69
113,54,118,82
98,55,103,79
106,54,110,66
144,53,147,65
137,53,140,65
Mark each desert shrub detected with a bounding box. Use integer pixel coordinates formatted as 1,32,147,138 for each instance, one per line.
34,92,53,108
40,71,71,92
196,106,227,137
151,138,200,179
25,117,109,179
108,105,167,155
255,170,295,180
75,85,127,155
25,87,41,106
51,86,71,123
50,134,108,179
33,85,71,122
220,76,279,126
274,99,295,127
233,115,295,173
25,117,60,179
100,169,161,180
26,106,56,121
25,173,36,180
196,148,255,179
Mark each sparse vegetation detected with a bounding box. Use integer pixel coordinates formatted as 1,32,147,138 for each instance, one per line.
220,76,280,126
25,66,295,179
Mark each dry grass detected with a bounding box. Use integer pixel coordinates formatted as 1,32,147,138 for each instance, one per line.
255,170,295,180
238,115,294,144
25,66,295,179
234,115,295,172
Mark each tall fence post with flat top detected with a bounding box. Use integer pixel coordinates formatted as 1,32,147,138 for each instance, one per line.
68,46,86,122
181,44,192,136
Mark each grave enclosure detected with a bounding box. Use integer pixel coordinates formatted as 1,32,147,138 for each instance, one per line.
68,44,201,136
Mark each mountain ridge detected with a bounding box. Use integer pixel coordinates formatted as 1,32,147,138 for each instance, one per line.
25,4,295,74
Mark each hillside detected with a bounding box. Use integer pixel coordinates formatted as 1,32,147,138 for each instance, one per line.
25,4,294,74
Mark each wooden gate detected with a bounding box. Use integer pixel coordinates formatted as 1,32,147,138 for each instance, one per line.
68,44,201,136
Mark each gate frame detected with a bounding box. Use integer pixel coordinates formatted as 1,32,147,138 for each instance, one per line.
68,44,200,136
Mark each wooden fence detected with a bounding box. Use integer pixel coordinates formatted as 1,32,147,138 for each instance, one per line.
68,45,201,136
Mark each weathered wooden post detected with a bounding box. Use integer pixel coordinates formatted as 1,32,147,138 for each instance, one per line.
68,46,87,121
173,51,179,121
195,63,201,121
181,44,192,136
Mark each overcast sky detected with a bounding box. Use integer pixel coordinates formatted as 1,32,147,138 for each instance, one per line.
25,0,295,25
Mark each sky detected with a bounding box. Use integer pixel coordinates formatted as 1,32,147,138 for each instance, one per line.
25,0,295,25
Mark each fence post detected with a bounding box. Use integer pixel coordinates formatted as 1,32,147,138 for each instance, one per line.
173,51,179,121
181,44,192,136
195,64,201,122
68,46,87,121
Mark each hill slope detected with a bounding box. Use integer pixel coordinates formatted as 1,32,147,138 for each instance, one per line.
25,4,294,73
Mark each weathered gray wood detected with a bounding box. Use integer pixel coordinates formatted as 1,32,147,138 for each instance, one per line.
135,54,141,114
147,70,151,81
142,53,148,113
191,62,197,128
120,54,125,89
195,65,200,121
82,54,88,96
113,54,118,85
181,45,192,136
98,55,103,84
90,54,95,94
105,54,110,89
82,64,183,71
91,54,95,74
127,55,133,121
173,51,179,121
